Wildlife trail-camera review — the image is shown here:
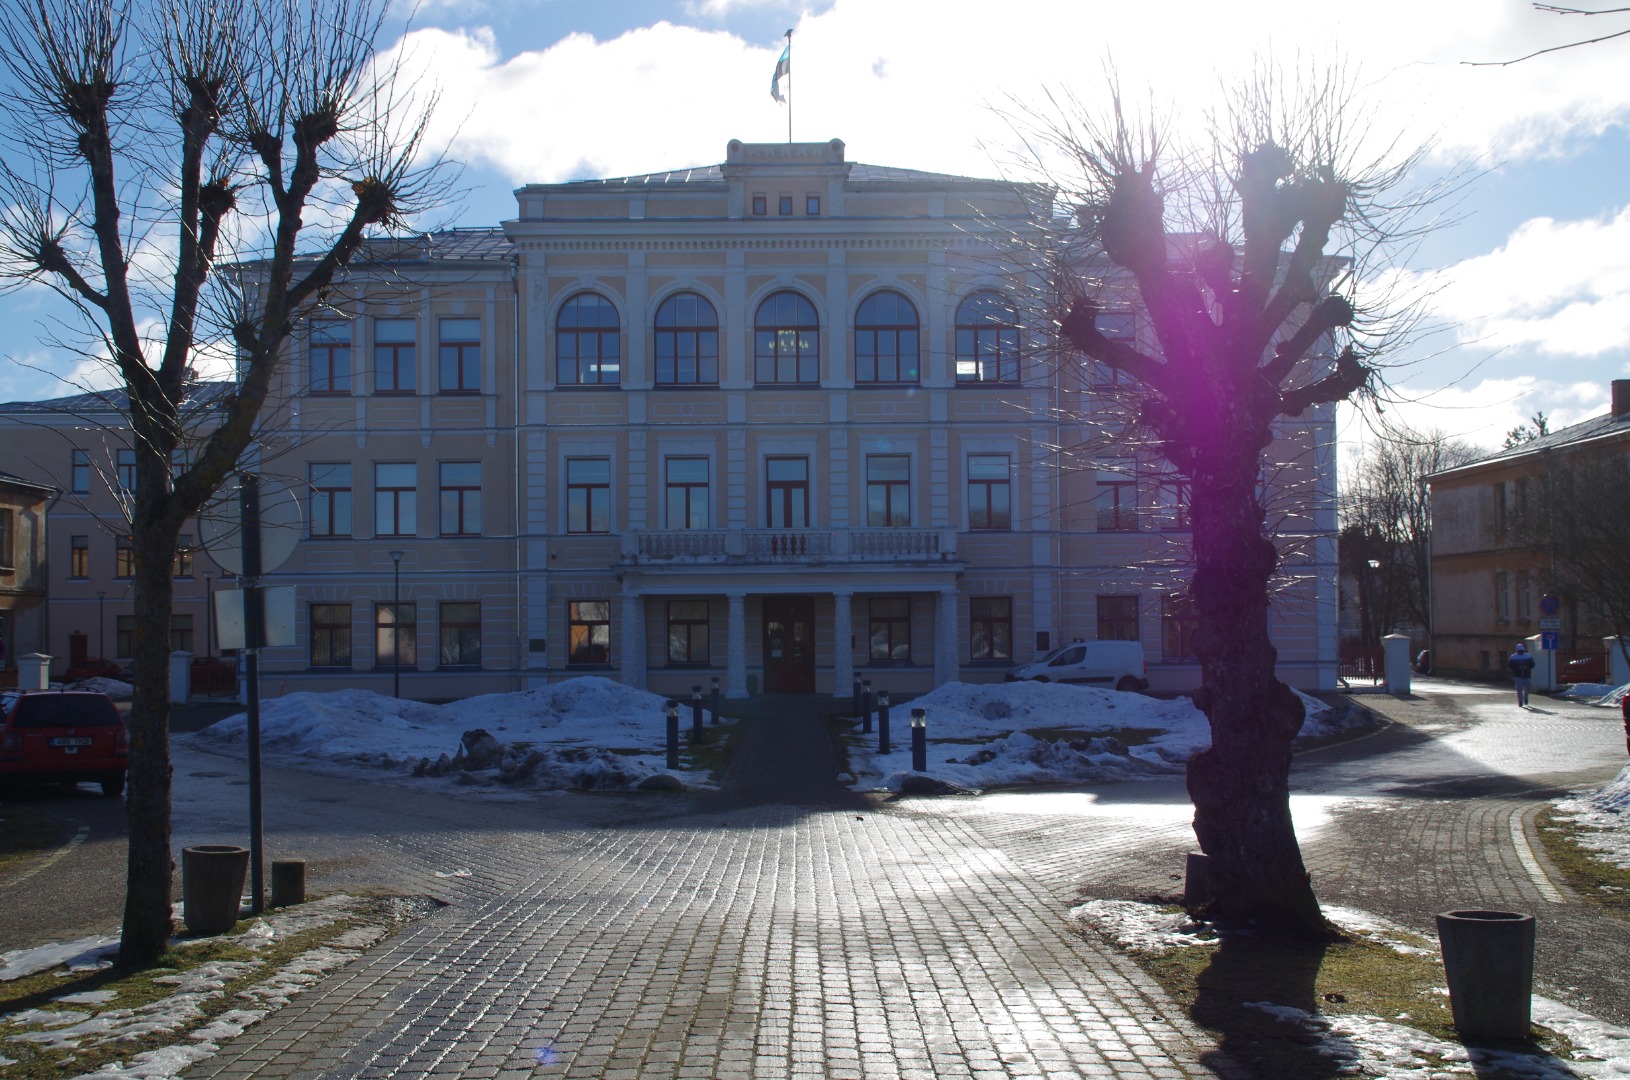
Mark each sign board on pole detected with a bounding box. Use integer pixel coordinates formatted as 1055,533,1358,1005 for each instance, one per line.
1541,631,1560,650
1539,617,1562,630
199,477,302,577
214,587,297,650
1540,594,1562,617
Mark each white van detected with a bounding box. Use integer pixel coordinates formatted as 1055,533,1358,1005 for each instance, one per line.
1005,639,1149,691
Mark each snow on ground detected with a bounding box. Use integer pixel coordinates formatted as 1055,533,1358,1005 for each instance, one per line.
1554,763,1630,871
1555,681,1629,706
846,681,1371,792
57,677,133,699
188,677,718,794
0,896,423,1080
1073,899,1630,1079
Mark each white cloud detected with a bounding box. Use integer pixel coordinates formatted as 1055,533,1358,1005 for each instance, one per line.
1341,375,1613,453
1381,206,1630,359
382,0,1630,193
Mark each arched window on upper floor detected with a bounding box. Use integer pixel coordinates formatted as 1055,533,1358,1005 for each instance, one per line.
753,290,820,385
653,292,719,386
556,292,621,386
954,289,1019,384
854,289,920,385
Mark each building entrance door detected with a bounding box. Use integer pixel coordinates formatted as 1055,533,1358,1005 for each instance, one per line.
762,595,815,693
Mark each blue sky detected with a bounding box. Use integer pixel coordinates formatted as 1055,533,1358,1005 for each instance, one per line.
3,0,1628,454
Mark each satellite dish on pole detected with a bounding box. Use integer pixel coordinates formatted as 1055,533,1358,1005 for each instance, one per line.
199,475,302,576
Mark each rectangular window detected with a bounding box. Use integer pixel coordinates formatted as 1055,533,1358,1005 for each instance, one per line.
309,463,353,538
438,462,482,536
805,194,821,216
568,601,611,665
1097,595,1140,641
0,508,11,571
171,614,194,654
970,597,1012,661
1162,592,1199,661
667,599,710,664
375,602,418,668
438,317,481,393
765,457,809,528
778,194,793,215
665,458,710,529
752,194,767,216
866,455,910,527
869,597,912,662
71,449,90,494
1495,570,1511,621
1152,477,1192,531
439,601,482,667
1096,479,1138,532
116,448,136,495
375,462,417,537
374,318,417,394
1516,570,1532,621
967,454,1011,530
115,537,135,578
116,614,135,658
566,458,611,534
310,603,352,669
309,320,351,394
1493,481,1508,534
70,535,89,578
173,533,194,578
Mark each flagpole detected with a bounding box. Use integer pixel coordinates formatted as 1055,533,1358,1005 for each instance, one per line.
784,28,793,143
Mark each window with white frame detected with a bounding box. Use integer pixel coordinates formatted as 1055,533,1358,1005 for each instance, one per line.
754,291,820,385
854,290,919,384
654,293,718,386
954,290,1019,384
557,293,621,385
1495,571,1511,621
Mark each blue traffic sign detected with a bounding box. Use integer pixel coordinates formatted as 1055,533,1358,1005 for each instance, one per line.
1540,594,1561,617
1541,631,1559,650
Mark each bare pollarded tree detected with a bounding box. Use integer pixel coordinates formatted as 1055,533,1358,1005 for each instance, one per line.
1005,68,1457,934
0,0,452,965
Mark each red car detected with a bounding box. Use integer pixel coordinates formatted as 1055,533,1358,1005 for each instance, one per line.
0,690,129,797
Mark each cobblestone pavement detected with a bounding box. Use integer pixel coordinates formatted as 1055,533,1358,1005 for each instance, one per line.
178,700,1218,1080
154,680,1628,1076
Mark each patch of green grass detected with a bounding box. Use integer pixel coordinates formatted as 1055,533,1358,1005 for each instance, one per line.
1534,807,1630,919
0,900,418,1080
0,804,68,875
1094,911,1573,1079
682,718,741,779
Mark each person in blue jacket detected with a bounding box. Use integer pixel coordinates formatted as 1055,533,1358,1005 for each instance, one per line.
1509,643,1536,707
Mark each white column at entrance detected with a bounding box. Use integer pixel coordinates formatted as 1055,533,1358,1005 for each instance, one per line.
726,590,748,698
619,591,645,690
935,588,960,687
832,590,854,699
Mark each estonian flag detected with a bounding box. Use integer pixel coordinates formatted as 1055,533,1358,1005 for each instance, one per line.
770,42,790,103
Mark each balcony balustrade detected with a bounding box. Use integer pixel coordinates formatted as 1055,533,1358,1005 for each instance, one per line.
621,527,955,565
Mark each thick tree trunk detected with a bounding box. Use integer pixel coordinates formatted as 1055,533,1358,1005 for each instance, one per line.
118,526,178,966
1184,457,1323,934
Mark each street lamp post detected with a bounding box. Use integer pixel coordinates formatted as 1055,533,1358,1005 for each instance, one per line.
96,591,105,659
204,574,213,660
389,551,404,698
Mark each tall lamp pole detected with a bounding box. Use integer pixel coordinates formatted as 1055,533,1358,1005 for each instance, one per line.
96,591,106,659
389,550,404,698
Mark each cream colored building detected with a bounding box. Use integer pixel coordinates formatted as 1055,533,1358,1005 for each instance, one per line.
0,139,1341,698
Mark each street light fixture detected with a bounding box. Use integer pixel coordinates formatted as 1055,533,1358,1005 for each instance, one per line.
96,591,106,659
389,551,404,698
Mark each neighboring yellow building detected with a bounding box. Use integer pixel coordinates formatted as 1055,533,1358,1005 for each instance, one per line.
0,139,1342,699
0,469,52,685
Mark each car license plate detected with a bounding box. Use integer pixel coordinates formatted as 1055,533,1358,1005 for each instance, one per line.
50,737,93,747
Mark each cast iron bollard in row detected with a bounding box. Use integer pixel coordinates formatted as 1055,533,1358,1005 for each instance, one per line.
665,700,680,769
910,707,927,772
878,690,891,754
852,674,862,717
862,678,874,734
711,676,722,724
691,685,706,743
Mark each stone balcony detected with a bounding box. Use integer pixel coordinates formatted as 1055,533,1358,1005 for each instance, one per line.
621,527,958,566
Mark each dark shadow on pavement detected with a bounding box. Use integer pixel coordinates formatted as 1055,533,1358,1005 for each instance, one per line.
692,694,874,812
1193,932,1344,1079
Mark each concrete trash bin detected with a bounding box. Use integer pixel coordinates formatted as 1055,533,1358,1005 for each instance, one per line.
183,845,250,935
1435,909,1535,1039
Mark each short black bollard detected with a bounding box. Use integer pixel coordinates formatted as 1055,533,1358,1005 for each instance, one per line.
666,700,680,769
271,859,306,907
910,707,927,772
852,674,862,717
691,686,706,743
711,676,722,724
861,679,874,735
878,690,891,754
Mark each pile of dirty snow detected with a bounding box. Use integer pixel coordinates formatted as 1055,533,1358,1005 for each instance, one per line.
848,681,1369,792
190,677,713,792
1554,763,1630,870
